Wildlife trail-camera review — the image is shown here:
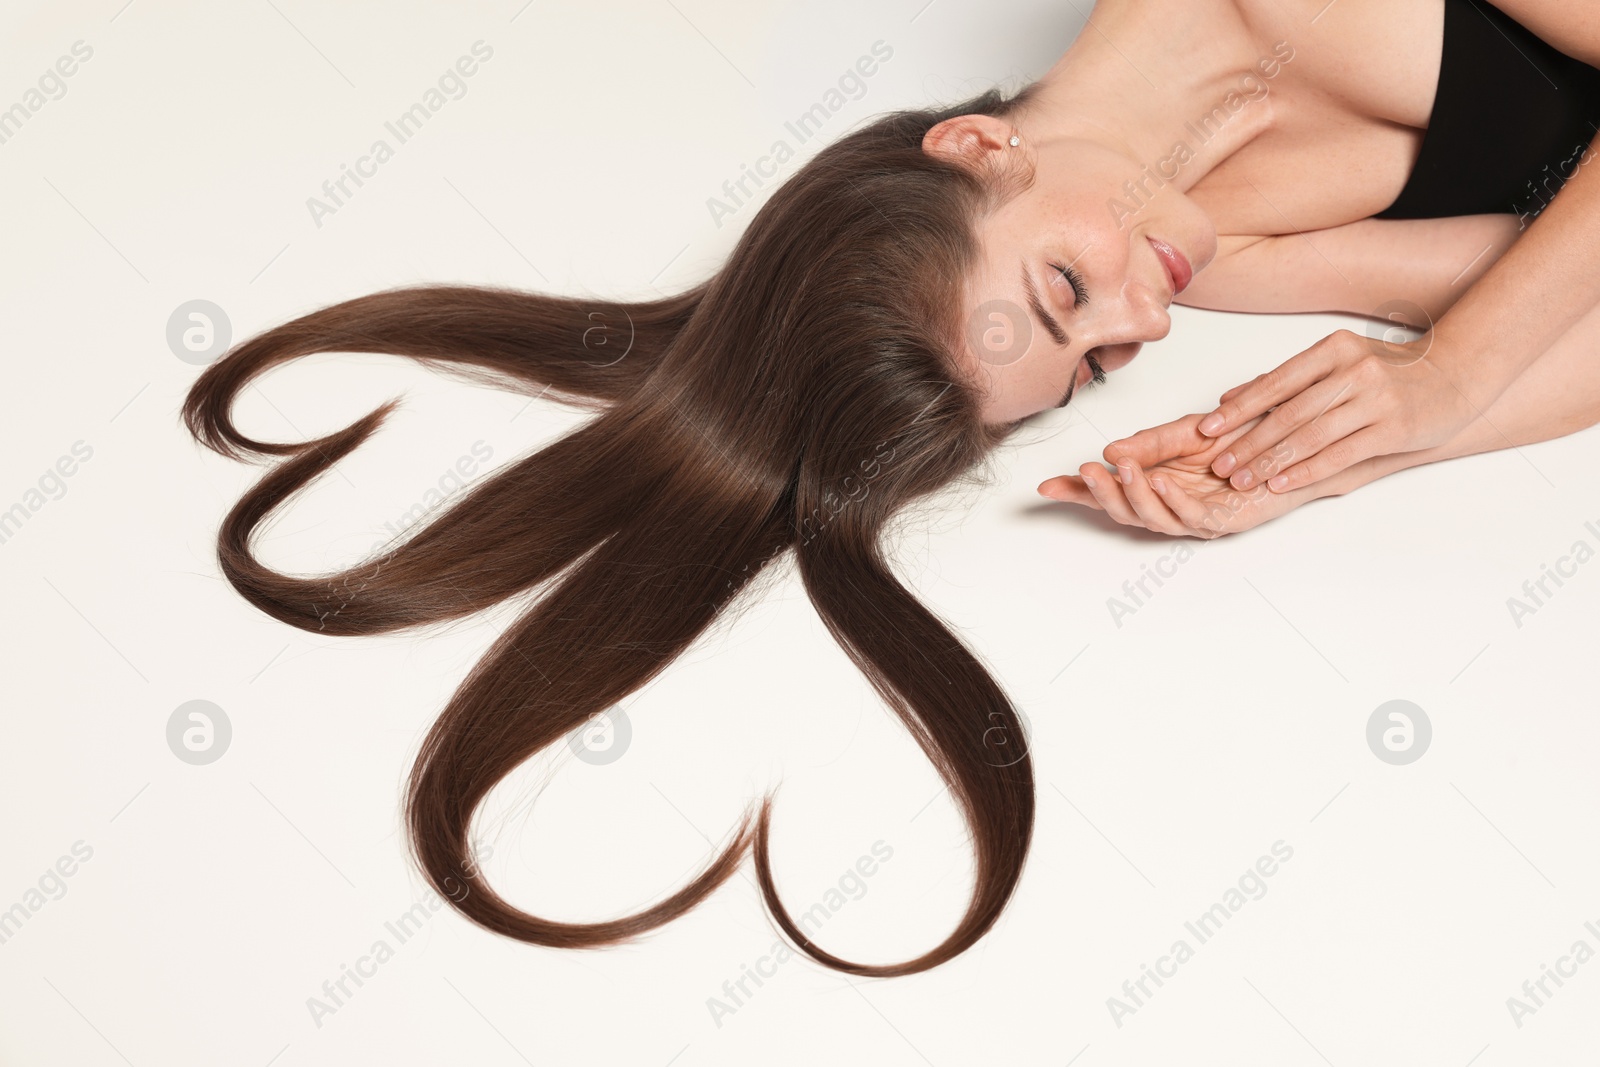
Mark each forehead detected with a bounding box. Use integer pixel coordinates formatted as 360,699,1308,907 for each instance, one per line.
957,242,1069,420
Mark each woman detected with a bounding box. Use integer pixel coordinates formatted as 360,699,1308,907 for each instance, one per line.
181,0,1600,979
1031,0,1600,536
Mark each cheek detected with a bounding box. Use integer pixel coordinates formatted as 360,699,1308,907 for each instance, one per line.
981,360,1051,423
1012,351,1077,413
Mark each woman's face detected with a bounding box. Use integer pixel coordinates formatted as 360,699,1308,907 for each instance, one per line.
929,116,1219,424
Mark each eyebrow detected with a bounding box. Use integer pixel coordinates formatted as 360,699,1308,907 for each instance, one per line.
1018,258,1076,408
1021,260,1071,349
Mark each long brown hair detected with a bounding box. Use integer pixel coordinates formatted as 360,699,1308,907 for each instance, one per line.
182,81,1044,977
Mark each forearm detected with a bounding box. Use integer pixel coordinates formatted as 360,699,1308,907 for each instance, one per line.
1324,300,1600,496
1430,128,1600,411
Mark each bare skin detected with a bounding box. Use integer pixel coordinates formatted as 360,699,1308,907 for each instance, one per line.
926,0,1600,536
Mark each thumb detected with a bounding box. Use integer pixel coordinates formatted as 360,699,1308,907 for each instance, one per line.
1103,413,1208,466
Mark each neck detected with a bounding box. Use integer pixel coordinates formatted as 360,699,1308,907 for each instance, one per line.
1020,0,1278,190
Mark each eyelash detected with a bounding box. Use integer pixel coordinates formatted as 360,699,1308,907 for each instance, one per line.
1085,351,1106,386
1049,261,1089,309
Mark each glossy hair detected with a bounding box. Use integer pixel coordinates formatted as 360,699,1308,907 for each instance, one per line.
182,81,1044,976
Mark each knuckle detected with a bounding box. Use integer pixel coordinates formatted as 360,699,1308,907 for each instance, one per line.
1278,392,1314,425
1330,328,1364,356
1236,428,1267,455
1354,355,1387,384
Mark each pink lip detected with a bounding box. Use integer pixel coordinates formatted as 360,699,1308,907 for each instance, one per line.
1147,236,1192,297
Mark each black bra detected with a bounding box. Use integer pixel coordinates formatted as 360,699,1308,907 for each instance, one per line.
1375,0,1600,221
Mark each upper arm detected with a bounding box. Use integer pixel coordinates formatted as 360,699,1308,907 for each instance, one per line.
1478,0,1600,67
1175,213,1526,327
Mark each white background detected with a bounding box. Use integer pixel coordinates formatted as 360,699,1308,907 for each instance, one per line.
2,1,1598,1065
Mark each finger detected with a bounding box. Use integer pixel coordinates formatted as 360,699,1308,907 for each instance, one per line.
1218,374,1264,405
1080,462,1144,527
1213,376,1358,487
1151,476,1258,537
1237,402,1370,491
1104,412,1208,467
1117,459,1190,536
1198,348,1331,438
1037,474,1105,509
1261,425,1386,493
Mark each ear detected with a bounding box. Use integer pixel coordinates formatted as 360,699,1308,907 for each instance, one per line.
921,113,1014,166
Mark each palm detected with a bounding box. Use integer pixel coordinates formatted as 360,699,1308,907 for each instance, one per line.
1045,412,1325,537
1153,414,1330,535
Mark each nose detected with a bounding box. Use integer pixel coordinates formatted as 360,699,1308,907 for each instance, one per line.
1105,294,1170,347
1129,282,1173,340
1086,296,1169,354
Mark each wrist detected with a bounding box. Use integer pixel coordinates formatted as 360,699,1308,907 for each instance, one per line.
1316,442,1451,499
1421,320,1522,413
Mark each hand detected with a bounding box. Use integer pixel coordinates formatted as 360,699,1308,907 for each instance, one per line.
1037,412,1331,538
1191,328,1481,494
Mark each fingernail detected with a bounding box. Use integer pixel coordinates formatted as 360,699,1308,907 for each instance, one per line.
1083,473,1098,489
1233,469,1254,488
1118,462,1132,485
1268,475,1288,491
1199,413,1225,435
1213,452,1236,476
1152,476,1167,493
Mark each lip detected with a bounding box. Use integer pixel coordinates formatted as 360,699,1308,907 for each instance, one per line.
1146,235,1192,298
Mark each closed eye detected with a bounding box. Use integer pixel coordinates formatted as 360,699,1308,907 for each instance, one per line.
1048,261,1088,309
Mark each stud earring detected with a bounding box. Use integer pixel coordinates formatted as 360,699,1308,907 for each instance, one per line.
1009,135,1020,146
